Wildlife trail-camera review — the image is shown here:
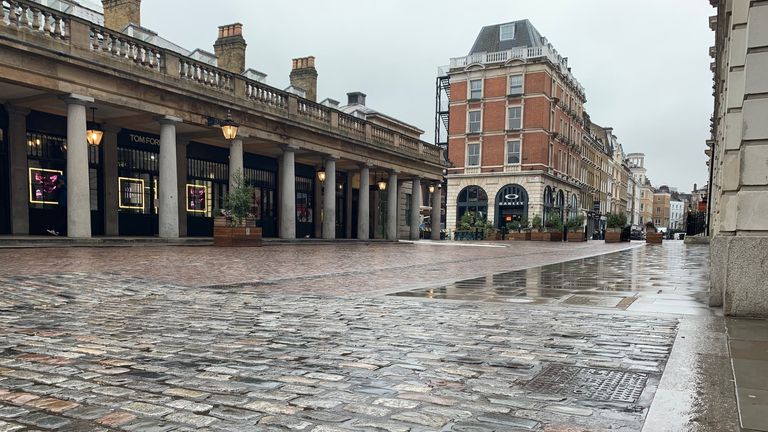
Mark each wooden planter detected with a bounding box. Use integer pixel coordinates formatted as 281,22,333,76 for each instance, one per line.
213,216,263,247
567,231,586,242
508,232,531,241
646,232,663,244
531,231,563,242
605,231,622,243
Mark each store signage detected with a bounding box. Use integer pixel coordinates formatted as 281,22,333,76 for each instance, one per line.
499,193,525,207
128,133,160,146
186,184,207,213
29,168,63,205
118,177,145,210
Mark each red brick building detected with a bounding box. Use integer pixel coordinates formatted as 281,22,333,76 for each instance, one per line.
444,20,587,230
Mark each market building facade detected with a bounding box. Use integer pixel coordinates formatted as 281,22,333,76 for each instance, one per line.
0,0,444,240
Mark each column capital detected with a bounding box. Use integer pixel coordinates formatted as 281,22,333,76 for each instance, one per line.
280,143,300,153
4,105,31,116
358,162,373,170
323,154,341,162
388,168,400,175
157,115,182,125
60,94,94,106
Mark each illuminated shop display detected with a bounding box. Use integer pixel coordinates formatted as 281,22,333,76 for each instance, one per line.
118,177,145,210
29,168,64,205
186,184,208,213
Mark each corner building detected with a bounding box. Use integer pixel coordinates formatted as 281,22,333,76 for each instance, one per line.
444,20,587,230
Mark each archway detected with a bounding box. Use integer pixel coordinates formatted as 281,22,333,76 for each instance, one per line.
456,185,488,226
495,184,528,229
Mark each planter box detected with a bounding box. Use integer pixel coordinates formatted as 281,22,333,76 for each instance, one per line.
646,233,663,244
508,232,531,241
567,232,586,242
605,231,622,243
213,216,263,247
531,231,563,242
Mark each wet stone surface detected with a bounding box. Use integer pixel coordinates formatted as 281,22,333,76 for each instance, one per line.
0,243,709,431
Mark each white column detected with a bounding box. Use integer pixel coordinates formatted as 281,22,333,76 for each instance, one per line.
431,182,442,240
410,177,422,240
279,146,296,239
63,95,94,238
228,136,244,189
158,116,181,238
386,170,398,240
357,164,370,240
322,157,336,239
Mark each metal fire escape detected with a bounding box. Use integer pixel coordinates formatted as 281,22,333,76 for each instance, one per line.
435,66,450,162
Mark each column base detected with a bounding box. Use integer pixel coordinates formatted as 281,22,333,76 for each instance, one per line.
713,235,768,317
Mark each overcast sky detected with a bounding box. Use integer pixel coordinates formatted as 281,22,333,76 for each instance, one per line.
139,0,714,192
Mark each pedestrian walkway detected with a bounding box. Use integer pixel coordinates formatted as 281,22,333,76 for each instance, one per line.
0,242,747,431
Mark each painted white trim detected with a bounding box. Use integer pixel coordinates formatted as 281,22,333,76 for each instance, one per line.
505,139,522,166
508,73,524,95
468,78,483,100
506,104,523,130
466,142,481,167
467,109,482,134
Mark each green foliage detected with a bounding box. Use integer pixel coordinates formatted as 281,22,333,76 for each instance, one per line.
545,213,563,231
221,170,255,227
567,214,585,232
531,214,543,232
606,212,627,229
459,211,489,230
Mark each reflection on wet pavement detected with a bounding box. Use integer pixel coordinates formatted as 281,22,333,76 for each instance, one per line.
390,242,712,315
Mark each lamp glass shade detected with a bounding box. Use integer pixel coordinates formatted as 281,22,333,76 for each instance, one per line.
86,129,103,145
220,113,239,140
317,170,326,183
377,180,387,191
428,185,435,193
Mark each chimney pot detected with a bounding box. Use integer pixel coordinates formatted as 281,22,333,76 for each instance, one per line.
347,92,366,106
289,56,318,102
214,23,247,74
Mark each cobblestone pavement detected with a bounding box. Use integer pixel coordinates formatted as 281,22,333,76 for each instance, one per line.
0,242,739,431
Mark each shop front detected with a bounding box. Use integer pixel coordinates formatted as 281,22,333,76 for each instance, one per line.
117,129,159,236
455,185,488,226
495,184,529,229
27,111,103,236
186,142,228,237
295,165,315,238
244,153,278,238
0,107,9,235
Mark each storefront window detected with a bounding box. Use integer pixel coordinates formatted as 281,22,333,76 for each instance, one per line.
187,158,228,218
296,176,313,223
456,185,488,226
117,147,158,215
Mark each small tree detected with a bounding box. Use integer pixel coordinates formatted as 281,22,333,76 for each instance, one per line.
606,212,627,230
531,214,543,232
545,213,563,232
567,214,585,232
221,170,255,227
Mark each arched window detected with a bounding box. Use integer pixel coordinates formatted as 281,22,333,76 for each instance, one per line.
456,185,488,226
495,184,529,228
570,194,579,219
543,186,553,221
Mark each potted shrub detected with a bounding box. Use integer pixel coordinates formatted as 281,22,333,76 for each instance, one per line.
566,215,586,242
544,213,564,242
529,214,548,241
214,171,262,247
605,212,626,243
456,211,487,241
506,216,531,241
645,221,663,244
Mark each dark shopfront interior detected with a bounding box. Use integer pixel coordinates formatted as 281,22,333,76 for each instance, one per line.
0,107,9,235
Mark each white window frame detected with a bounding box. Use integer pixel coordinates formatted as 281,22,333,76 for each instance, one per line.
507,105,522,130
499,23,515,41
468,110,482,134
466,143,481,167
469,79,483,100
506,139,521,165
508,74,523,95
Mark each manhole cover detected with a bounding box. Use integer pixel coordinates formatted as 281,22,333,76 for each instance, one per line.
562,295,637,309
525,364,648,403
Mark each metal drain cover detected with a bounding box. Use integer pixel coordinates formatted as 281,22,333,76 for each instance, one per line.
562,295,637,309
525,364,648,403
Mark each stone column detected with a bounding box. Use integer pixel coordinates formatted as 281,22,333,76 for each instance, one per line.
431,183,442,240
228,136,244,189
386,171,398,240
313,166,322,238
322,157,336,239
345,175,353,239
158,116,181,238
101,125,120,236
176,138,189,237
410,177,421,240
6,106,30,235
64,95,94,238
279,145,296,239
357,164,370,240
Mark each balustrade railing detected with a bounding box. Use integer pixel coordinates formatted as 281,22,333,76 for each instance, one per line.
297,99,331,125
90,26,163,70
2,0,69,40
179,57,232,91
371,125,394,145
245,80,288,111
399,136,420,154
338,113,365,136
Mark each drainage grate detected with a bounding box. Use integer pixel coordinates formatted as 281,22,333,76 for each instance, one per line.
562,294,637,310
524,364,648,403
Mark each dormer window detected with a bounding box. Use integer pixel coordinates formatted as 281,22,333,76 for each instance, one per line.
500,23,515,41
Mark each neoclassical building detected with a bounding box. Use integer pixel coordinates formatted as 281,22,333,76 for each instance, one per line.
443,20,587,231
0,0,444,240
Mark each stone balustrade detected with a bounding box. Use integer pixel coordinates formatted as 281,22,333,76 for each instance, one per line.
0,0,443,165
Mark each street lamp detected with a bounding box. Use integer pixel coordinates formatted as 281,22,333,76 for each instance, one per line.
86,108,103,146
376,171,386,191
317,169,326,183
220,111,239,140
428,184,435,194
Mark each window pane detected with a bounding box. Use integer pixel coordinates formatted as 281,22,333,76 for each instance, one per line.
470,80,482,99
500,23,515,41
507,140,520,164
508,107,521,129
467,144,480,166
509,75,523,94
468,111,481,133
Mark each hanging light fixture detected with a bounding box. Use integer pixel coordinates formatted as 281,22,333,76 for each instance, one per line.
86,108,103,146
428,184,436,194
377,171,387,191
317,168,326,183
220,110,239,140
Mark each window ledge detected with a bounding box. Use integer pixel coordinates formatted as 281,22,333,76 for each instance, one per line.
467,98,482,103
507,93,523,98
467,131,482,136
505,128,522,133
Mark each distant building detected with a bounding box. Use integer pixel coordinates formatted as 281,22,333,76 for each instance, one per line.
669,201,684,231
652,190,671,230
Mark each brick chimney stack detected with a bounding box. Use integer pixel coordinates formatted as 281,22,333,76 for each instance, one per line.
289,56,318,102
214,23,247,74
102,0,141,32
